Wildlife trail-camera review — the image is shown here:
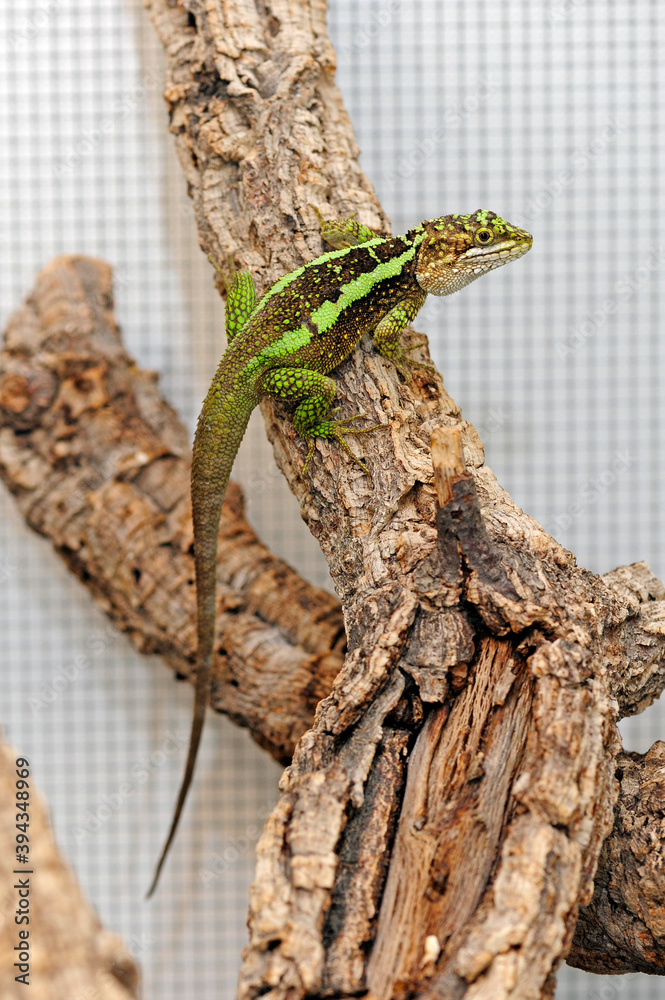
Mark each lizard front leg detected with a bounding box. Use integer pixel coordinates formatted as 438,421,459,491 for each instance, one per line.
262,367,380,473
372,290,432,377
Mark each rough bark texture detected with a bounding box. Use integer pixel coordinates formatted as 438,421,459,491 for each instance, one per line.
568,744,665,975
0,255,344,764
3,255,665,991
140,2,665,997
0,743,139,1000
1,0,665,997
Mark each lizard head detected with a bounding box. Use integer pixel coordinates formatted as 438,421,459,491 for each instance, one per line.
414,210,532,296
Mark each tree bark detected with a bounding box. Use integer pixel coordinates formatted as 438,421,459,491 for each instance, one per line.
141,2,665,996
0,255,344,764
1,0,665,996
3,258,665,987
568,744,665,976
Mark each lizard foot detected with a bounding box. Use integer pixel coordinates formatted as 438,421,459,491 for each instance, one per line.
302,414,382,475
393,344,437,378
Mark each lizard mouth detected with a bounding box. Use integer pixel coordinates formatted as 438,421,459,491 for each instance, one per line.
462,238,532,262
457,238,532,274
415,234,532,295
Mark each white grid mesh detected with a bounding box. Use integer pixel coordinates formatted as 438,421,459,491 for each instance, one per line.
1,2,663,997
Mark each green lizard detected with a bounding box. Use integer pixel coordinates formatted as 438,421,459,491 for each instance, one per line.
146,209,532,896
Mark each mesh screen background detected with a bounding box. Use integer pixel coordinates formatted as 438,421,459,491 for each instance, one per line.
0,1,663,997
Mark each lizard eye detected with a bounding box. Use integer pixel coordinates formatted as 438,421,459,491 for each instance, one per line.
474,228,494,246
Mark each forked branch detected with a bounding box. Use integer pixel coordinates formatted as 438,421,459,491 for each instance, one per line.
1,0,665,997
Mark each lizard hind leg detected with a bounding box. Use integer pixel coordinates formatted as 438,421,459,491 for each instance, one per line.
262,367,381,474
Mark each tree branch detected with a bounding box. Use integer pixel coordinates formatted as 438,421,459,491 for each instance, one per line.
1,0,664,996
0,252,665,984
139,3,665,996
0,255,344,764
569,745,665,975
3,255,664,987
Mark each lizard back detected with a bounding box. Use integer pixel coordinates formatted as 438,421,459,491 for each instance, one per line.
224,229,426,386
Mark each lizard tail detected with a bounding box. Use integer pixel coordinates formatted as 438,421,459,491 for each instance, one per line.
146,388,256,897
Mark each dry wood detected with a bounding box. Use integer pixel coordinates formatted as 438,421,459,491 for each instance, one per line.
0,743,139,1000
2,254,664,989
1,0,664,996
0,255,344,764
141,2,665,997
568,744,665,975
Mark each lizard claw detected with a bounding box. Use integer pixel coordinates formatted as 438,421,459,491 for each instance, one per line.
302,438,317,476
301,415,383,476
399,344,437,375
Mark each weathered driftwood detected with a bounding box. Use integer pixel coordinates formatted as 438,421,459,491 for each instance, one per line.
0,255,344,764
568,743,665,976
1,0,665,996
0,743,139,1000
141,1,665,996
2,257,665,991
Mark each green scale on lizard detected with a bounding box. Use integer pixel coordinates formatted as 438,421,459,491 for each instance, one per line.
146,209,533,896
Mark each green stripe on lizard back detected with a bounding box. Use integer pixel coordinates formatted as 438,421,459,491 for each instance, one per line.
231,230,427,381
